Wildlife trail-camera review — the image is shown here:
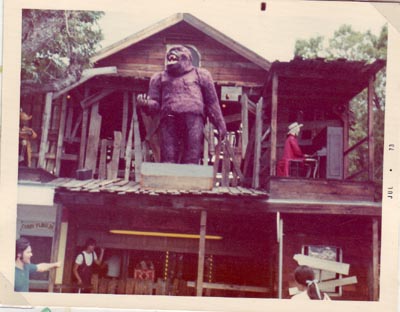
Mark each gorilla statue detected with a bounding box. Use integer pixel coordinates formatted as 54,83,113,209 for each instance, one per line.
138,45,227,164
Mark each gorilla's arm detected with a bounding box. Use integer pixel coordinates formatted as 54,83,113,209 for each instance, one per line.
144,72,162,114
198,68,227,138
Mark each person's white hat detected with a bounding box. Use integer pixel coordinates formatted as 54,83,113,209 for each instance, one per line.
287,122,303,134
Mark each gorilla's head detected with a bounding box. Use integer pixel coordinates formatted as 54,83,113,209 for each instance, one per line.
166,45,193,76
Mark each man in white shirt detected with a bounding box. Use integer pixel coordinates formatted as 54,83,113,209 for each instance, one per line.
72,238,104,292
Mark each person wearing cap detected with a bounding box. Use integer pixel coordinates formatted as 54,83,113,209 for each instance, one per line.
291,265,330,300
277,122,307,177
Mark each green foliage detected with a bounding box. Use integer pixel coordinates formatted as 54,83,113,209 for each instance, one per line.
21,9,104,92
294,24,387,183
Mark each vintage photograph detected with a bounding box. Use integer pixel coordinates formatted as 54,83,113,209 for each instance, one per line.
2,0,399,310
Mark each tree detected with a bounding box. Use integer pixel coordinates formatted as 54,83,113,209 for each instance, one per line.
294,24,387,183
21,9,104,95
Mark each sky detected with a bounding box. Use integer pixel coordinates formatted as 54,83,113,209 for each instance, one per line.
97,0,388,62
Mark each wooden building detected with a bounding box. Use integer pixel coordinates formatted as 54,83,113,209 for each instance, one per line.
17,13,385,300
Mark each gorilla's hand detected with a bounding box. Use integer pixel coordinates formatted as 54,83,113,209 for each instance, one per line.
137,93,149,106
137,93,160,114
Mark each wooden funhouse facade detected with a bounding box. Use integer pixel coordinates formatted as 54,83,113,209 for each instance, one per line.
17,13,384,300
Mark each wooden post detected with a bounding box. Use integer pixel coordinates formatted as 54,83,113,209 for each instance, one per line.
133,93,142,182
203,119,210,166
48,204,63,292
241,93,249,159
278,216,283,299
98,139,107,180
252,97,263,188
368,75,375,181
270,73,278,176
84,103,102,175
64,104,74,142
372,218,379,301
343,101,350,179
55,95,68,176
79,88,90,169
221,143,230,187
38,92,53,169
107,131,122,179
124,97,134,181
120,91,129,158
196,210,207,296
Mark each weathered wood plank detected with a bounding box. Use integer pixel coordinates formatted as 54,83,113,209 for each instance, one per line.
141,163,214,190
107,131,122,179
98,139,108,180
55,95,68,176
64,104,73,142
187,281,268,293
133,93,142,182
268,177,375,202
270,73,278,176
38,92,53,169
84,103,102,175
221,144,230,187
368,75,375,181
241,93,249,159
70,112,82,144
120,91,129,158
80,89,114,109
196,210,207,296
372,218,379,300
252,97,263,188
124,97,134,180
293,254,350,275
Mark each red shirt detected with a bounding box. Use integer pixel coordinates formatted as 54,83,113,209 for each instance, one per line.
277,134,304,177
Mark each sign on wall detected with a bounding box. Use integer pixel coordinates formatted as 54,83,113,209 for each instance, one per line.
18,220,55,237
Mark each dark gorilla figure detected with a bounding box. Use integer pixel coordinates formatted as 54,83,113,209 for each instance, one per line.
138,45,227,164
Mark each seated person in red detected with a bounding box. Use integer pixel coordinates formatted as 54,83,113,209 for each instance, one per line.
277,122,306,177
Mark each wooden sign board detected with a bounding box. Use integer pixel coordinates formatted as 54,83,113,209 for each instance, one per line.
140,162,214,190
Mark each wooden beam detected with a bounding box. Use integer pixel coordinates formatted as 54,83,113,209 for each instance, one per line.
293,254,350,275
133,93,142,182
98,139,107,180
64,104,73,142
225,141,245,181
212,143,221,186
55,95,68,176
124,97,134,181
107,131,122,179
203,119,210,166
372,218,379,301
224,113,242,124
187,281,268,293
289,276,358,295
79,88,90,169
70,112,82,144
278,217,283,299
241,94,249,159
80,89,114,109
48,204,63,292
344,136,368,156
368,75,375,181
120,92,129,158
38,92,53,169
221,144,230,187
196,210,207,296
84,103,102,174
252,97,263,188
270,73,278,176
